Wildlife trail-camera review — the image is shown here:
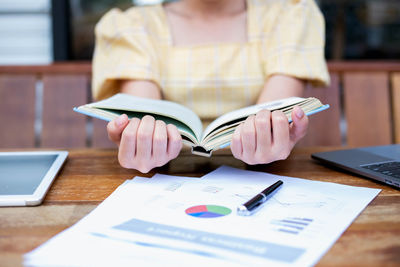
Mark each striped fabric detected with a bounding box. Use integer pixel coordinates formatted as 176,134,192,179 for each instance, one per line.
92,0,329,120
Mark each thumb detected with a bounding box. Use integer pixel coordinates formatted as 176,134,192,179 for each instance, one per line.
289,106,309,143
107,114,129,144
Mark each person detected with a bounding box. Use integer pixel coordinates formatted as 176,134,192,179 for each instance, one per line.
92,0,329,173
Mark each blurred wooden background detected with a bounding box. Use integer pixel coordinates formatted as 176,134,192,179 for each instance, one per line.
0,61,399,149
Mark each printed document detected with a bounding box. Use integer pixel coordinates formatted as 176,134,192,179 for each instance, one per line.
24,166,380,267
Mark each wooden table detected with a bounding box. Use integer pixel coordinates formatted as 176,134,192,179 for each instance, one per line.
1,147,399,267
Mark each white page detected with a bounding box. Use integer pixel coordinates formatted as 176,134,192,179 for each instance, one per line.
24,180,190,267
86,93,203,141
25,168,380,267
202,97,305,140
24,179,245,267
101,168,380,266
192,166,382,265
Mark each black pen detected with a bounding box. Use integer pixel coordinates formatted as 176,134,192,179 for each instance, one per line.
237,180,283,216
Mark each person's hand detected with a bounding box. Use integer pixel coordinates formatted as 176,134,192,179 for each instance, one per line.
230,106,308,165
107,114,182,173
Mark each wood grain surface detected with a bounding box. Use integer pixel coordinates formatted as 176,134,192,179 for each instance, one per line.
0,147,399,267
92,119,115,148
300,73,341,146
343,72,392,146
41,74,89,148
392,73,400,144
0,61,400,74
0,75,36,148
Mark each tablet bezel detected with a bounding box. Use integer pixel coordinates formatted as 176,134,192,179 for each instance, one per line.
0,151,68,206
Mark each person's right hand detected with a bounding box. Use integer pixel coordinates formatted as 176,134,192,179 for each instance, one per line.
107,114,182,173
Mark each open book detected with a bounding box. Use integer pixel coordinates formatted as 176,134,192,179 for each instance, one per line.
74,94,329,157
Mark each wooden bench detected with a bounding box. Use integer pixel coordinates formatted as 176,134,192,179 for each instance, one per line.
0,63,113,149
301,62,400,147
0,61,399,149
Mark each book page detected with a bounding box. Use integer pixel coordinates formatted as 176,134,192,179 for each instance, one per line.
202,97,306,140
201,101,329,152
95,108,199,145
88,94,203,142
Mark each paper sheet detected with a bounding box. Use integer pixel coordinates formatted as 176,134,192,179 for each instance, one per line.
24,166,380,267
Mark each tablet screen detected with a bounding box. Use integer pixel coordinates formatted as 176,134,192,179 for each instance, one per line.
0,154,58,195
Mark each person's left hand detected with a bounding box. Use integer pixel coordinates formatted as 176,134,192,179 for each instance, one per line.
230,106,308,165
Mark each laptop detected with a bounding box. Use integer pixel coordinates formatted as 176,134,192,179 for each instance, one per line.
311,144,400,189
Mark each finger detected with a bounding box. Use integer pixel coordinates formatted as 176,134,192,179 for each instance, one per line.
231,123,243,159
136,115,156,161
166,124,182,159
107,114,129,144
118,117,140,168
254,109,272,155
289,106,309,143
152,120,168,166
241,115,256,161
271,110,290,159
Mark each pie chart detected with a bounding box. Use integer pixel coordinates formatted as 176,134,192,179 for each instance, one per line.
185,205,232,218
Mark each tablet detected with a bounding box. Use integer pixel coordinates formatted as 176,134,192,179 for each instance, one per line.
0,151,68,206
